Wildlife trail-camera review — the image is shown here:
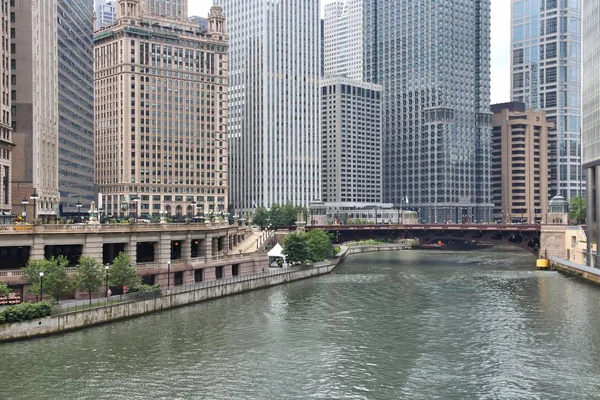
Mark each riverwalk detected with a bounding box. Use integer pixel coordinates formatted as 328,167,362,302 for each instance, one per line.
549,256,600,285
0,243,412,342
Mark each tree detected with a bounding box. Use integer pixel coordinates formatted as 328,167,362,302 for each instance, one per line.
305,229,334,262
74,255,104,304
283,232,310,265
252,206,269,228
0,282,10,298
569,195,586,224
22,256,73,303
109,252,140,291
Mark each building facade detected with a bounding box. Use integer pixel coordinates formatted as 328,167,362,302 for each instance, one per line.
188,16,208,34
321,76,382,204
583,0,600,267
0,0,14,219
57,0,95,214
10,0,60,221
491,102,551,224
511,0,583,200
94,1,228,219
219,0,321,212
324,0,363,80
142,0,186,22
95,0,116,29
364,0,493,224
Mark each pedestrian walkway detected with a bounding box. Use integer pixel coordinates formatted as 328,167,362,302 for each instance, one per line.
235,230,271,254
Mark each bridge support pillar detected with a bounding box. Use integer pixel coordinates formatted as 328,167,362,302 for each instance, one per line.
31,236,45,260
125,236,137,264
84,235,103,263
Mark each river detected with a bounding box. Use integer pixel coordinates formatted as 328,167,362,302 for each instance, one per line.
3,249,600,399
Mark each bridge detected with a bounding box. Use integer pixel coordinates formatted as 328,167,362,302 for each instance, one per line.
307,223,543,255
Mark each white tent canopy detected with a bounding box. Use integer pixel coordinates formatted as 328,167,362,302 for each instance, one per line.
267,243,286,259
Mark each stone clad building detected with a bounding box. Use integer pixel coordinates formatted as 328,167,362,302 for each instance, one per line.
94,0,228,219
10,0,60,221
491,102,552,224
0,0,14,220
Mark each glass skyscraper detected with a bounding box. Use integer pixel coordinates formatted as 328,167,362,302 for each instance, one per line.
363,0,493,224
511,0,583,200
58,0,95,213
324,0,364,80
219,0,321,212
582,0,600,266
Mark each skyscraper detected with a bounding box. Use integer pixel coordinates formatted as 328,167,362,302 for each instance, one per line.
95,0,116,29
142,0,187,21
219,0,321,212
321,77,382,204
324,0,363,79
511,0,583,200
94,1,229,219
364,1,493,224
0,1,14,220
582,0,600,266
57,0,95,214
491,102,551,224
11,0,60,221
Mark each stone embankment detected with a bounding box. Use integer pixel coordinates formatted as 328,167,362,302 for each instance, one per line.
0,243,411,342
549,256,600,285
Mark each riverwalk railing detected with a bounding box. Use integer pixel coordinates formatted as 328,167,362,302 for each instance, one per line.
50,265,316,315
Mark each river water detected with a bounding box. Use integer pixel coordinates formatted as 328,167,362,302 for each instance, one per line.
3,249,600,399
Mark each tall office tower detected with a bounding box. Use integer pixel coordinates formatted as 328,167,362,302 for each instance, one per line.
219,0,321,212
324,0,363,79
321,77,382,204
491,102,551,224
94,1,229,219
582,0,600,267
188,16,208,34
57,0,95,214
11,0,60,221
364,1,493,224
95,0,116,29
142,0,187,21
0,1,14,220
511,0,582,200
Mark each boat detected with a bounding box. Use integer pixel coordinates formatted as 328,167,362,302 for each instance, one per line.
416,241,494,251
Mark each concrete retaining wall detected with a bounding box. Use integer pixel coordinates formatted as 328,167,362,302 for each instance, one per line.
549,256,600,285
0,244,410,342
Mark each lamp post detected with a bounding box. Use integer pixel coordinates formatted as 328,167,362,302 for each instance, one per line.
39,271,44,302
190,200,197,219
167,260,171,289
133,195,140,221
105,264,110,297
76,200,82,223
30,191,39,222
21,198,28,221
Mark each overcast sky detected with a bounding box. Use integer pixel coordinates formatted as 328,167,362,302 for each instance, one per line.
189,1,511,104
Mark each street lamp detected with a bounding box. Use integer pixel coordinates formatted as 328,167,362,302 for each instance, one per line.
39,271,44,302
105,264,110,297
133,195,141,221
21,198,28,221
167,260,171,289
76,200,83,223
30,191,39,222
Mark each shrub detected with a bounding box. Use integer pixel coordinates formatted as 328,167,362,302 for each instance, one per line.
128,284,161,294
0,301,55,324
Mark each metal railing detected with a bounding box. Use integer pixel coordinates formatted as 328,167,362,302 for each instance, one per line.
0,221,248,235
51,290,162,315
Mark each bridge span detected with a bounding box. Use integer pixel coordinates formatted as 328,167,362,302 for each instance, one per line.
307,223,543,255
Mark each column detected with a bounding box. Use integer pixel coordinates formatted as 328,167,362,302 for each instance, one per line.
83,234,104,263
125,235,137,264
595,166,600,268
212,237,219,255
30,236,45,260
201,236,212,259
181,235,191,262
586,167,594,267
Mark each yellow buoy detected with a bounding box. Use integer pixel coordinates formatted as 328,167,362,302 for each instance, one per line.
536,258,549,270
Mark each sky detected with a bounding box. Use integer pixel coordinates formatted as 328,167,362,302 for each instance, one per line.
189,1,511,104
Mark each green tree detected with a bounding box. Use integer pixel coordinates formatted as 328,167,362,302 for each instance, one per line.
283,232,310,265
74,255,104,304
0,282,10,298
22,256,73,303
252,206,269,228
108,252,140,291
569,195,586,224
306,229,334,262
